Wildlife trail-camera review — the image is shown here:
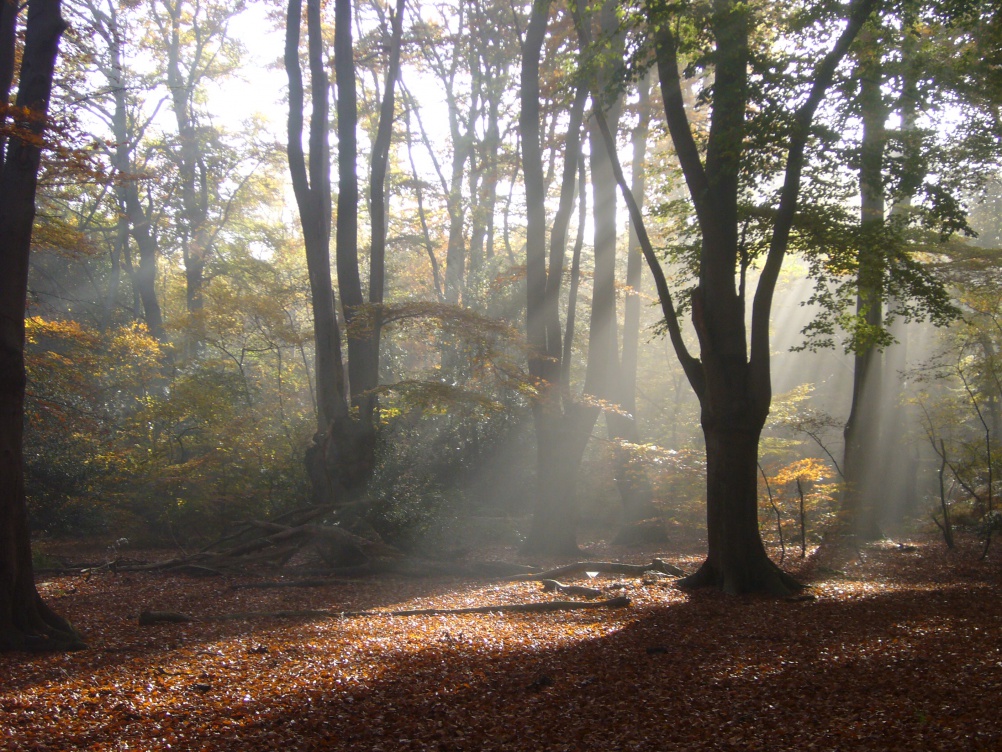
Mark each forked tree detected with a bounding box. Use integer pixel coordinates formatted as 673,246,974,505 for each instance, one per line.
597,0,878,593
286,0,404,506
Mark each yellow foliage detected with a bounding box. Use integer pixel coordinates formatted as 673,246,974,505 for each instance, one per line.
771,457,833,487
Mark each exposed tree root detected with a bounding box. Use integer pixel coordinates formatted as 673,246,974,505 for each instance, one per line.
678,559,802,596
1,598,87,652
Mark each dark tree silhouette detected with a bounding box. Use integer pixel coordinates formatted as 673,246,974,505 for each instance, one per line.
0,0,85,651
598,0,878,593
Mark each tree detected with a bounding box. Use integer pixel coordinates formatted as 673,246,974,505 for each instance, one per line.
603,0,878,593
286,0,404,506
578,7,661,540
152,0,246,319
0,0,84,651
519,0,596,554
838,19,887,541
79,0,166,339
797,0,997,545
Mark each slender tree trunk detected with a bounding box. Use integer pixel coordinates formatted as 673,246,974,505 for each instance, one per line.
101,212,127,331
581,0,623,404
609,72,659,539
839,24,886,543
153,0,243,326
877,13,921,530
0,0,84,652
519,0,594,555
286,0,348,504
101,10,164,341
443,136,473,307
468,69,501,273
401,101,444,300
164,0,210,316
333,0,366,417
121,184,164,340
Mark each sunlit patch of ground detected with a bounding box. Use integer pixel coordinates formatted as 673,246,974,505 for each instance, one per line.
4,533,1001,750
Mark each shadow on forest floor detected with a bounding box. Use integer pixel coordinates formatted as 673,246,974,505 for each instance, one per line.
2,534,1000,750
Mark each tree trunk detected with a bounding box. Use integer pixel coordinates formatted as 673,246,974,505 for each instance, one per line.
334,0,378,442
161,0,216,329
104,14,163,340
292,0,397,506
0,0,84,652
643,0,876,593
523,399,596,556
286,0,349,505
838,23,886,543
682,413,798,594
610,71,659,538
519,0,597,555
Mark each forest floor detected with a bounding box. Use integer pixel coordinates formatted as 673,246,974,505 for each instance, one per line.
3,532,1002,751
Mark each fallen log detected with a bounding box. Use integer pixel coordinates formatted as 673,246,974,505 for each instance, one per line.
229,578,347,590
137,596,630,626
540,580,603,599
160,564,224,578
382,597,629,616
509,558,684,581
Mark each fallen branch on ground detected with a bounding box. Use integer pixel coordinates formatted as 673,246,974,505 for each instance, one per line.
509,559,683,581
137,596,630,626
540,580,603,599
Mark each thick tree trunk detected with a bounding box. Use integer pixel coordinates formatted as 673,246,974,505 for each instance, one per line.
0,0,84,651
640,0,875,593
300,0,396,506
681,416,799,595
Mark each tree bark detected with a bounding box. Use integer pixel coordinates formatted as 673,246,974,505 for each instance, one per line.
163,0,210,316
333,0,382,460
286,0,349,505
641,0,876,593
289,0,399,506
683,414,800,594
81,0,163,338
0,0,84,651
839,22,886,543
